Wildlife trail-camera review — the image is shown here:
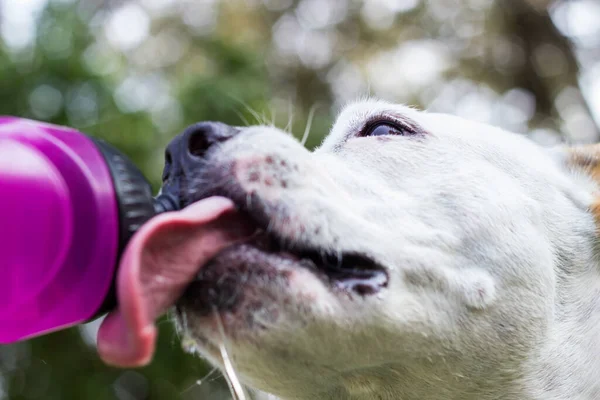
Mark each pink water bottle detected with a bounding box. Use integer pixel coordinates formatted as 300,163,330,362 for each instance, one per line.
0,117,179,344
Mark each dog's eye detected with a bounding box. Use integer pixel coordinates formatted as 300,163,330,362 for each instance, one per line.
363,121,413,137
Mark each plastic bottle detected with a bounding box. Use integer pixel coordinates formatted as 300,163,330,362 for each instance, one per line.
0,117,178,343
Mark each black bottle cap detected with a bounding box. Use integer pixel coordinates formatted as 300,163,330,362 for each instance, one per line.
88,137,179,319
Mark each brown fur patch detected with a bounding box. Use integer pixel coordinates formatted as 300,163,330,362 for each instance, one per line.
567,144,600,225
568,145,600,181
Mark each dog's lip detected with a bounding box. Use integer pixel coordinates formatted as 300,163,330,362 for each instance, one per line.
202,190,390,294
247,232,390,295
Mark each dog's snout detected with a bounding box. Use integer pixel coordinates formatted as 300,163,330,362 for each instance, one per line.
184,122,239,159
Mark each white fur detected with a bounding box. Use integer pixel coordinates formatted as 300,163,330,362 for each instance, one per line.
177,99,600,400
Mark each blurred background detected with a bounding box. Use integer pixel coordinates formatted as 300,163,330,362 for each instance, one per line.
1,0,600,399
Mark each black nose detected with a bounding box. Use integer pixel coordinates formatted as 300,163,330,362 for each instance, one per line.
160,122,239,207
183,121,239,159
165,121,239,173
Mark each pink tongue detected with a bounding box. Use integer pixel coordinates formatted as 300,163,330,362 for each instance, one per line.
97,196,252,368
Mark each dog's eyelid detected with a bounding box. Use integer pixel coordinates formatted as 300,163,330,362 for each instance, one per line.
358,114,419,138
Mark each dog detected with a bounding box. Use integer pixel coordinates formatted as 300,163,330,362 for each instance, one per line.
98,99,600,399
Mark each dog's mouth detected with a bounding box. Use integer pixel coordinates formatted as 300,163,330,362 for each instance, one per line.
96,196,387,369
230,220,388,296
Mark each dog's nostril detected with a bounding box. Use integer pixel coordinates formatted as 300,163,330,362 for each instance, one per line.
182,122,238,159
188,128,211,158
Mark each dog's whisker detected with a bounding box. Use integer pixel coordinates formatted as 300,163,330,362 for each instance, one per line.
259,110,269,127
223,94,264,126
284,100,294,134
241,101,265,126
301,104,318,147
270,105,277,127
180,367,221,394
213,307,248,400
200,367,221,384
233,109,251,127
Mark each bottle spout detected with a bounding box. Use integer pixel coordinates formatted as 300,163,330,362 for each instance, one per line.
153,192,180,214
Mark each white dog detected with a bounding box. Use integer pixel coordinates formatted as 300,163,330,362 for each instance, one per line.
98,99,600,400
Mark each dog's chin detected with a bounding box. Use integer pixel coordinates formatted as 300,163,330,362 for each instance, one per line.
175,243,301,341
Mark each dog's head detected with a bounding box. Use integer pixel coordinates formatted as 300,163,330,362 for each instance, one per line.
100,99,600,399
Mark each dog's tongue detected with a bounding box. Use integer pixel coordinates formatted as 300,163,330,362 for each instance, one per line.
97,196,252,368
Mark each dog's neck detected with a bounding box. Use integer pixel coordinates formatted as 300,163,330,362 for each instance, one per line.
525,226,600,399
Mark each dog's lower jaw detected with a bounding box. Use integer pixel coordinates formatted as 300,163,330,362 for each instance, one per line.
175,282,600,400
175,307,543,400
177,345,536,400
